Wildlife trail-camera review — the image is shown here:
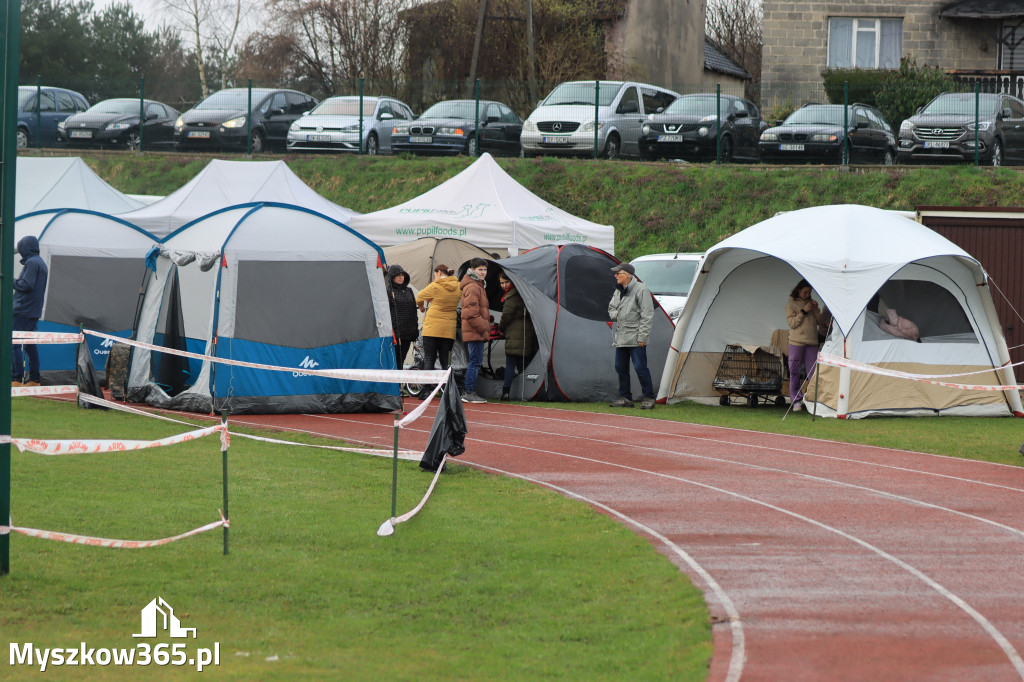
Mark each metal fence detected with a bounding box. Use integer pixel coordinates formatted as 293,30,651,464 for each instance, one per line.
14,75,1020,168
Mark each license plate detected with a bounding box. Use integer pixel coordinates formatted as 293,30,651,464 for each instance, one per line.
69,130,92,138
188,130,211,139
779,143,804,151
409,136,432,143
541,136,568,143
307,134,331,142
657,135,683,142
924,140,949,149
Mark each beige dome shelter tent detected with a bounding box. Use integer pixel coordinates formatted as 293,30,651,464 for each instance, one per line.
383,237,507,289
658,204,1023,418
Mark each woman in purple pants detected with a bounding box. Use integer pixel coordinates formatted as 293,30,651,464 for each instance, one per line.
784,279,824,411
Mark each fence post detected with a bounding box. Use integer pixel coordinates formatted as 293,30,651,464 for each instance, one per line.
359,77,365,155
842,81,849,166
35,76,41,149
715,84,722,164
474,79,480,157
138,77,145,153
974,81,980,167
246,79,252,156
593,80,600,159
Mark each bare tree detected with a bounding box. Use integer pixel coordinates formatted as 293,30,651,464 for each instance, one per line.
157,0,260,96
706,0,762,101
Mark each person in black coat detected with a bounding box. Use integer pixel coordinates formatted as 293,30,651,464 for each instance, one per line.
497,272,536,401
386,264,419,369
12,236,49,386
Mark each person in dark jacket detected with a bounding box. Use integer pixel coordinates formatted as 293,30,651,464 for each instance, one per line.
459,258,490,404
12,235,49,386
385,263,419,369
497,272,536,401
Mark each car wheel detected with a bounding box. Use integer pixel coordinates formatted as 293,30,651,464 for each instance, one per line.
16,128,28,149
602,133,621,160
883,148,895,166
466,135,477,157
126,131,141,151
366,132,379,155
250,130,265,154
718,135,733,163
990,139,1003,167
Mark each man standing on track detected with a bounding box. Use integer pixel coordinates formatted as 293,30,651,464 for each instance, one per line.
12,235,49,387
608,262,655,409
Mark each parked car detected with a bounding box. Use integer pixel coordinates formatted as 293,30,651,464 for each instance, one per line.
757,103,896,165
16,85,89,148
520,80,680,159
391,99,522,156
286,96,414,154
57,98,180,150
630,252,703,322
639,93,766,162
897,92,1024,166
174,88,317,153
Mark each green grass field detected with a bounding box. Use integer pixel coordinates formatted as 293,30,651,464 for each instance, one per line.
2,399,711,680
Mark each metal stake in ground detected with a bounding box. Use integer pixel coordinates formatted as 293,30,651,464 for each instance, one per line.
221,413,229,556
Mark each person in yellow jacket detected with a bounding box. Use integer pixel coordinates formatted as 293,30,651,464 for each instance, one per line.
416,264,461,373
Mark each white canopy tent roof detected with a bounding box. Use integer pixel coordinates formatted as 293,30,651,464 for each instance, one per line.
121,159,359,238
349,153,614,254
16,157,145,215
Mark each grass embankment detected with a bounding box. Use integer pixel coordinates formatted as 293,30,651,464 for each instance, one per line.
76,151,1024,260
3,399,710,680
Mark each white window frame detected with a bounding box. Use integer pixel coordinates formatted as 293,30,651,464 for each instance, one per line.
828,17,903,70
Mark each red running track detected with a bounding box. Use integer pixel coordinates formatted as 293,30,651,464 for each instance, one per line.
228,400,1024,682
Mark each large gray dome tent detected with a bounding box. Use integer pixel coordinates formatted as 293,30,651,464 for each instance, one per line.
125,202,398,415
473,244,674,401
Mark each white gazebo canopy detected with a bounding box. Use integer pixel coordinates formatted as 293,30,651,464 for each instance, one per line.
16,157,145,216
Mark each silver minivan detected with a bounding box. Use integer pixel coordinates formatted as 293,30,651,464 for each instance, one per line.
521,80,680,159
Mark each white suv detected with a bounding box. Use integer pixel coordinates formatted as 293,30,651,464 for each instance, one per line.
630,252,704,322
520,80,680,159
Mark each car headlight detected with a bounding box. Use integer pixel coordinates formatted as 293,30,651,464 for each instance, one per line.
174,116,184,130
438,127,465,136
524,120,537,132
967,121,992,131
338,125,361,133
899,120,914,132
393,125,409,135
641,123,650,135
106,122,131,130
579,120,605,132
57,120,67,131
810,133,838,142
760,131,778,141
222,116,247,128
669,308,683,321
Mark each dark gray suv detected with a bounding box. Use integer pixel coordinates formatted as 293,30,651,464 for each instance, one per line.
897,92,1024,166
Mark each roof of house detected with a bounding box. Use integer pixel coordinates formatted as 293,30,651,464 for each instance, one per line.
704,37,751,81
940,1,1024,19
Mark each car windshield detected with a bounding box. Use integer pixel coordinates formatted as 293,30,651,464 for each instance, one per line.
310,99,376,116
420,101,477,119
195,91,255,110
543,82,620,107
664,96,719,115
86,100,139,115
783,106,849,126
921,94,999,117
632,259,700,297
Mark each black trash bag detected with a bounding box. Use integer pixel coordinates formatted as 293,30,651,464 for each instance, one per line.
77,339,107,410
419,373,468,472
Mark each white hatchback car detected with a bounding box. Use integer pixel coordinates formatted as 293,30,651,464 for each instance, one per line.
286,95,414,154
630,252,704,322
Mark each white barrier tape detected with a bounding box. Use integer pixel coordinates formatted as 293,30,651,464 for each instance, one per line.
77,394,425,460
82,329,448,386
11,424,226,455
398,369,452,429
12,332,85,344
12,385,78,397
377,454,448,537
0,513,227,548
817,353,1024,392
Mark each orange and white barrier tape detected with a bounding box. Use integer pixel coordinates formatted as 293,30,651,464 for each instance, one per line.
11,384,77,397
12,331,84,344
0,511,228,548
1,423,227,455
817,353,1024,392
377,454,448,537
398,369,451,429
82,329,448,386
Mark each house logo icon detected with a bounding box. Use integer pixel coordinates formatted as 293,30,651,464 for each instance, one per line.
133,597,197,639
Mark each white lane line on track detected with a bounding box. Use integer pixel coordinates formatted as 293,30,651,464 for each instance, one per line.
464,407,1024,494
455,439,1024,680
470,460,746,682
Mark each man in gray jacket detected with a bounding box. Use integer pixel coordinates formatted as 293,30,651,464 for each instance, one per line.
608,263,655,409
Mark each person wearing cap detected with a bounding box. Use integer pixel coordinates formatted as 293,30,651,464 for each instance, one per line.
608,262,655,409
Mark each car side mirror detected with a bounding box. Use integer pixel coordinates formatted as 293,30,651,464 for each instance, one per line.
301,111,309,116
486,115,499,123
856,120,869,129
269,107,285,116
655,107,664,114
145,113,158,121
773,119,784,126
379,112,394,120
618,100,639,114
915,107,922,114
734,111,748,119
1002,107,1013,118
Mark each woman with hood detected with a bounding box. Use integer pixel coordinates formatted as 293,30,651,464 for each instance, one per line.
497,272,535,401
459,258,490,404
415,264,460,379
386,263,419,369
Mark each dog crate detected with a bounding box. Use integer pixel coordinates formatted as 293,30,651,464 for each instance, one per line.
712,344,785,407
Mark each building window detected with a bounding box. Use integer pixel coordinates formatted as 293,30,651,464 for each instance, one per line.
828,17,903,69
1000,21,1024,69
